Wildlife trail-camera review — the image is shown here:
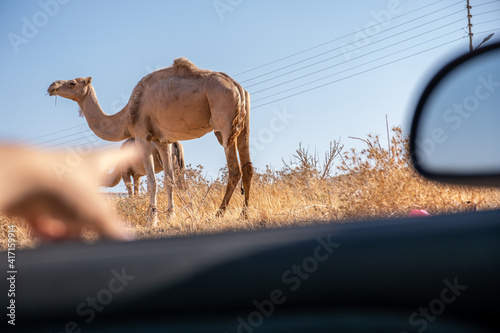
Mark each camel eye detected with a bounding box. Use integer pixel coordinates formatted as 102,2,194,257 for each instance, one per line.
69,82,77,88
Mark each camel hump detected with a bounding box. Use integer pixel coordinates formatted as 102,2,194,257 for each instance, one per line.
173,57,199,72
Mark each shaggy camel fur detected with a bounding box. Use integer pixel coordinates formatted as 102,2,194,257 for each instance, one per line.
102,139,185,197
48,58,253,225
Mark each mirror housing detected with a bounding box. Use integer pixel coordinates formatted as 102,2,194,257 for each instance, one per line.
410,42,500,187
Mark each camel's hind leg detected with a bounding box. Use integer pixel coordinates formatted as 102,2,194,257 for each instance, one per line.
237,90,254,218
133,174,141,196
173,142,186,190
122,171,133,197
208,84,245,217
237,133,253,218
216,143,242,217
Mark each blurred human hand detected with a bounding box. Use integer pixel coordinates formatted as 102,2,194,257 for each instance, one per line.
0,145,137,241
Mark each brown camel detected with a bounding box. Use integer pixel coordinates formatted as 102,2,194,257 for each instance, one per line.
102,139,185,196
48,58,253,225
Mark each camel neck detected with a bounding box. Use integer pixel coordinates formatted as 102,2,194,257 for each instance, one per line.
78,85,131,142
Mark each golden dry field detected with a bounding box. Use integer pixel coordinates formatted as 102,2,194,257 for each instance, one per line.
2,127,500,250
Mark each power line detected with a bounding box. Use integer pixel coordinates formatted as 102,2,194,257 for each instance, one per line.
42,133,102,150
240,2,463,84
476,26,500,35
474,8,500,17
48,134,120,152
29,129,94,147
252,37,464,109
475,18,500,26
252,28,461,104
233,0,449,77
474,1,500,8
248,14,464,91
19,123,87,144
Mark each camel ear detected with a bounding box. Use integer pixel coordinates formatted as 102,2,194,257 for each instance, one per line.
85,77,92,85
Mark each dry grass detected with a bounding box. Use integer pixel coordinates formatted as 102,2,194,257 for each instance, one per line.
3,127,500,250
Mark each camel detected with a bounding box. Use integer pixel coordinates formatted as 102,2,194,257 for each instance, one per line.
48,58,253,225
101,139,185,197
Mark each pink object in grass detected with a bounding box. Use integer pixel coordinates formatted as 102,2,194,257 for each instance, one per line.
409,209,431,217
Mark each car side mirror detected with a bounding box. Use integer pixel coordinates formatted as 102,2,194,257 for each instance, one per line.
410,42,500,186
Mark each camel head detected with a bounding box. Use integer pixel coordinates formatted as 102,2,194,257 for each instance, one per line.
47,77,92,102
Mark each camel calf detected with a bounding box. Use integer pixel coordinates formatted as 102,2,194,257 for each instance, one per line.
101,139,185,197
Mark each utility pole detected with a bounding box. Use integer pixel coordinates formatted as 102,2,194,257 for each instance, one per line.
467,0,474,53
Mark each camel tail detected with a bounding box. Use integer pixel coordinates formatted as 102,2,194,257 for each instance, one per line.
100,167,122,188
226,79,247,148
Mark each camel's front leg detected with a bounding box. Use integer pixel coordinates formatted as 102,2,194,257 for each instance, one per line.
136,138,158,226
157,143,174,215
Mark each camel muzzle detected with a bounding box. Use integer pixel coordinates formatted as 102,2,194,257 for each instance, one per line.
47,85,58,96
47,81,63,96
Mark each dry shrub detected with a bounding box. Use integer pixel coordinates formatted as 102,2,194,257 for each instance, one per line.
3,127,500,250
0,215,38,249
336,127,500,220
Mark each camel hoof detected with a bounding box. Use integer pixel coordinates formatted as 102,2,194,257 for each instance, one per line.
147,215,158,227
148,205,158,226
215,208,226,218
240,207,249,219
165,207,175,219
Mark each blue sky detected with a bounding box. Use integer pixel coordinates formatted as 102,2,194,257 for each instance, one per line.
1,0,500,189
